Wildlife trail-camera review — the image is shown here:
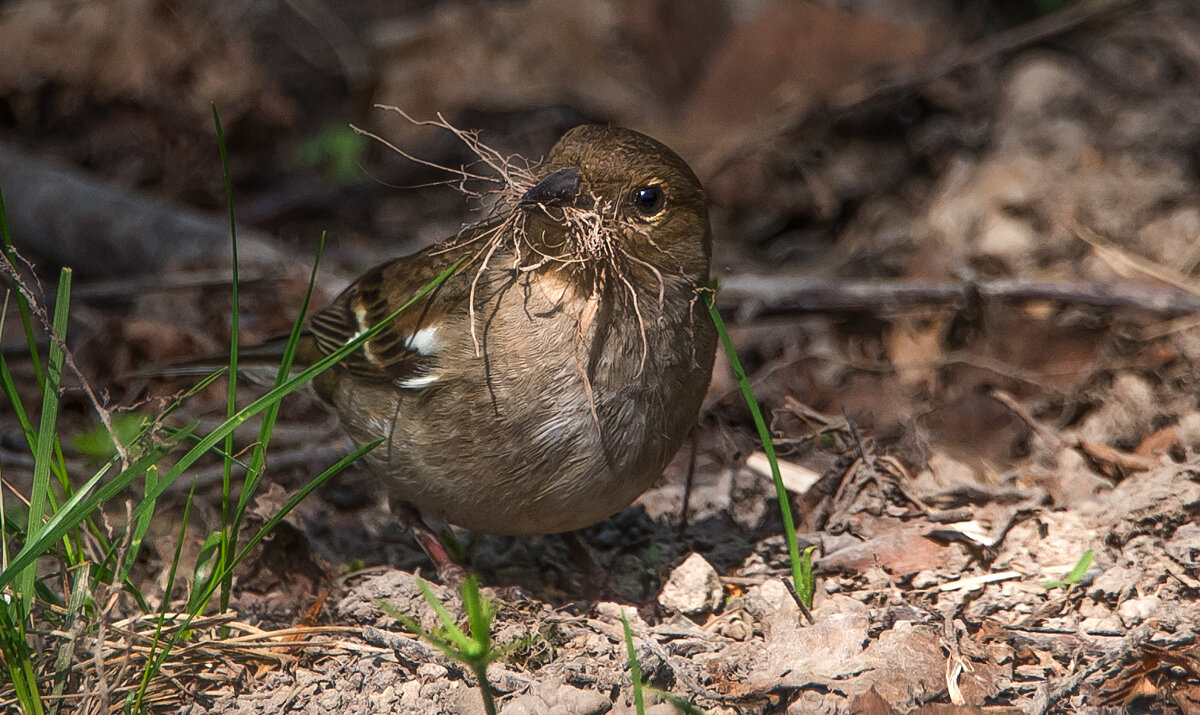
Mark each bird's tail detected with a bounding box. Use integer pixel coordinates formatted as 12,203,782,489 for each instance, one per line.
128,332,324,386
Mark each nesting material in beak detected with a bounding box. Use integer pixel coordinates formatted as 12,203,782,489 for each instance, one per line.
520,167,582,207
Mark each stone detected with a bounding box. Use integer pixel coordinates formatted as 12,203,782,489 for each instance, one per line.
417,662,448,681
1081,615,1123,635
658,552,724,615
1089,566,1140,601
1166,522,1200,567
1176,413,1200,453
501,679,609,715
1117,595,1161,627
910,570,939,590
976,211,1036,269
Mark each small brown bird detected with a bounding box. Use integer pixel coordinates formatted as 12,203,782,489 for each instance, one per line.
280,126,714,564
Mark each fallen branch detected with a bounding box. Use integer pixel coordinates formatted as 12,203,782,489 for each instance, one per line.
717,275,1200,319
0,141,285,277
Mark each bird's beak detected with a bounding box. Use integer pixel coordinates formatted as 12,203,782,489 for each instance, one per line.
520,167,582,207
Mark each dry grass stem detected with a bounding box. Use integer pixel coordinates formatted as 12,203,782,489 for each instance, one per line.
1070,213,1200,296
0,249,132,468
0,605,370,714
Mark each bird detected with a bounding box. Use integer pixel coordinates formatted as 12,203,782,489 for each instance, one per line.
200,125,717,573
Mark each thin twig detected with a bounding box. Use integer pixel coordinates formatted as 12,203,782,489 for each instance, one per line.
717,274,1200,319
678,430,698,535
782,577,816,625
0,253,131,467
988,388,1065,451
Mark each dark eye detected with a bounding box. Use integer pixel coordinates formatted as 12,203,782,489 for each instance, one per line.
631,184,665,216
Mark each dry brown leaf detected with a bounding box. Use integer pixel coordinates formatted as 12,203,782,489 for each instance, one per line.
686,2,933,128
1133,424,1179,459
887,315,950,391
0,0,293,127
370,0,669,143
1078,439,1160,479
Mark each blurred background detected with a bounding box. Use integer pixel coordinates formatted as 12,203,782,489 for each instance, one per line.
3,0,1200,599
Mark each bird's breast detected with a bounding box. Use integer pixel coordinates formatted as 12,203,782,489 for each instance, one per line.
349,265,714,534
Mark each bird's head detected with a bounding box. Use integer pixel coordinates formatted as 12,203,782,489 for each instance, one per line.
515,125,711,285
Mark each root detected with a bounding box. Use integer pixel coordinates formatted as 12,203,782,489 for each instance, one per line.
361,107,661,377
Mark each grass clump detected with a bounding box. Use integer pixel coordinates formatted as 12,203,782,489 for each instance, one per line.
383,576,509,715
0,106,460,712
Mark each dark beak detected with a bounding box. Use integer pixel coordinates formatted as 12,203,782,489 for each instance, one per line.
520,167,581,207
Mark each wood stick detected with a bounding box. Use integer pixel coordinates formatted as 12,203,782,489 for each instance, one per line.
0,142,285,277
716,274,1200,318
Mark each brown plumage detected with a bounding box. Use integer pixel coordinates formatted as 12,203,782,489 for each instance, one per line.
296,125,716,535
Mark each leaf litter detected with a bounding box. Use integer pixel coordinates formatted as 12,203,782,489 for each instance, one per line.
7,1,1200,713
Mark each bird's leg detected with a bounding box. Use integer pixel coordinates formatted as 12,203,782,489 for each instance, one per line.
678,428,699,537
564,530,610,598
392,501,467,586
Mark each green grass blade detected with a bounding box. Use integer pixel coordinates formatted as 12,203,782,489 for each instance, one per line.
0,199,81,566
136,440,379,688
187,531,224,614
1043,548,1094,589
134,478,199,710
621,610,645,715
0,182,44,384
378,600,450,651
799,545,817,607
1,256,458,594
1066,549,1094,583
0,287,89,574
232,439,378,582
49,563,92,713
236,231,325,512
706,293,809,607
224,233,327,608
17,268,72,614
0,601,45,715
212,104,241,615
0,292,13,574
0,313,36,453
156,368,229,421
461,576,492,659
0,436,183,591
118,464,159,582
417,578,473,653
0,346,75,542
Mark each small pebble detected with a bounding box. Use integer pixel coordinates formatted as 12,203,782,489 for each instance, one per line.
1117,595,1161,627
911,570,939,589
417,662,448,681
658,552,723,616
1080,615,1123,635
368,686,396,711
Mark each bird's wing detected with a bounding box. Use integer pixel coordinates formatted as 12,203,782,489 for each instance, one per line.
308,244,465,388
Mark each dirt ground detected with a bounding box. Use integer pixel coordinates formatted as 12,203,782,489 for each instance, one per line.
3,0,1200,712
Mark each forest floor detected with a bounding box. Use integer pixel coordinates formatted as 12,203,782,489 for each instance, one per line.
2,1,1200,712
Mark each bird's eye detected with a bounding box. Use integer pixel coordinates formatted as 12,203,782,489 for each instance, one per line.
631,184,665,216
